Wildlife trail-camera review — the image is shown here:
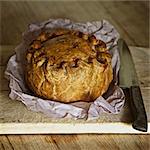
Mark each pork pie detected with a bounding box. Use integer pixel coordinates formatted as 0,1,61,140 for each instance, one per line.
25,28,113,103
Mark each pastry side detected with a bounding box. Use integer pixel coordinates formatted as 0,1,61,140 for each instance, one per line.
25,28,113,103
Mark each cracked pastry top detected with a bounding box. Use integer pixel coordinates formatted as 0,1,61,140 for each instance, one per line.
25,28,113,103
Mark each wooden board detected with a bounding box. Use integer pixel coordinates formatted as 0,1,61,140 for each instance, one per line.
0,45,150,134
1,134,149,150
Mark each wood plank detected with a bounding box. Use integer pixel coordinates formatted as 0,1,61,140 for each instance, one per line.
0,45,149,134
1,134,149,150
1,123,150,134
0,87,149,134
101,1,149,47
0,66,9,91
0,45,16,66
0,89,133,124
1,1,149,47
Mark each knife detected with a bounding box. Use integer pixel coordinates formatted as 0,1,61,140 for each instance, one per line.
117,39,148,132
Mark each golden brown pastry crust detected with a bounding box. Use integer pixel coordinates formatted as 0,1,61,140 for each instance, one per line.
25,28,113,103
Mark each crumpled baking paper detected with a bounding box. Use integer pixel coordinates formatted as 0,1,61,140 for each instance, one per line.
5,19,125,120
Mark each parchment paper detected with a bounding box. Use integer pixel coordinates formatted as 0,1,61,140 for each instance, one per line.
5,19,125,120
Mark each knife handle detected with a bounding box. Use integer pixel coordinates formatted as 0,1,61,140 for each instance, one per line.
130,86,148,132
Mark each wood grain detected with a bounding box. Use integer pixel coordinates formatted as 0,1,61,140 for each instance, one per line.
1,1,149,47
0,46,150,148
0,134,150,150
0,45,149,135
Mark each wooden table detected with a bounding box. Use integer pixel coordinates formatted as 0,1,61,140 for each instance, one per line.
1,1,149,47
0,1,149,149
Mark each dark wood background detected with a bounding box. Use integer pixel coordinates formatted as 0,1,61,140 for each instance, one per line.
1,1,149,47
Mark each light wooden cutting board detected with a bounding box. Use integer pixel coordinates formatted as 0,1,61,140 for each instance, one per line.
0,45,149,134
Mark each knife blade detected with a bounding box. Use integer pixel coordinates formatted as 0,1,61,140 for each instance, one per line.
117,39,148,132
